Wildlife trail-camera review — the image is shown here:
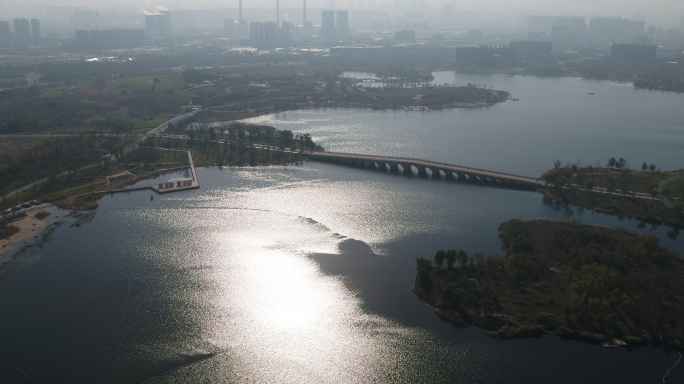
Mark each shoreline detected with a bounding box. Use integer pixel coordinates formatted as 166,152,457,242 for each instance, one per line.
0,205,56,266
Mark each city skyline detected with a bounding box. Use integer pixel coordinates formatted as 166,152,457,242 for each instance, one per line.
1,0,683,23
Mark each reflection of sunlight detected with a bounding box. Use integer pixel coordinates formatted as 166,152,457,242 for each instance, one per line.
136,206,444,383
248,249,334,333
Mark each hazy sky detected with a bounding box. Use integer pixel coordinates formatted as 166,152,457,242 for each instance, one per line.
3,0,682,13
3,0,684,25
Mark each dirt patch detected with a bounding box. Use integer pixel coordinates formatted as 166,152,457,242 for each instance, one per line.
0,205,55,264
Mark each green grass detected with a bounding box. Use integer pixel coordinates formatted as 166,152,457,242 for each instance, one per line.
38,90,63,99
46,125,95,134
183,85,225,98
128,113,179,133
0,77,25,86
662,178,684,199
78,99,101,105
544,168,683,195
107,75,186,94
88,109,181,134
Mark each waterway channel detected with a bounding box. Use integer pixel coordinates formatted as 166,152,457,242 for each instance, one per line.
0,72,682,383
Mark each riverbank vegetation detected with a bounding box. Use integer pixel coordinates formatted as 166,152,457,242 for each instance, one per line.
461,56,684,93
148,123,316,167
519,58,684,93
414,219,684,349
541,165,684,228
0,55,506,136
1,124,318,212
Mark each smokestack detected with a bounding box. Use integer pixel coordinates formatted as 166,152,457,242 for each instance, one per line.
239,0,243,21
303,0,307,33
277,0,280,24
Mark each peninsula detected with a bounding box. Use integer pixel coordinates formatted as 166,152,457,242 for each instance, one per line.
541,164,684,229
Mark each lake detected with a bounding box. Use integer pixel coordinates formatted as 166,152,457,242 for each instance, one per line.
0,72,682,383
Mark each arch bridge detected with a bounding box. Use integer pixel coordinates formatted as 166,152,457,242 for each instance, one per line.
303,151,545,189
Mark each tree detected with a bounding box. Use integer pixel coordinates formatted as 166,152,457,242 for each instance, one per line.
586,181,594,190
458,249,469,267
434,250,445,266
416,257,433,290
617,158,626,169
445,250,456,269
642,162,648,171
554,159,561,169
649,164,656,172
607,157,617,168
640,235,659,257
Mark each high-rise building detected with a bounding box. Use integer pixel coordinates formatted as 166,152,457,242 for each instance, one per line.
250,21,277,46
144,12,173,37
570,17,586,36
280,21,292,41
75,28,145,52
13,18,31,39
75,29,90,49
0,21,11,42
30,19,41,38
336,10,350,39
589,17,630,41
527,15,553,33
145,15,158,36
320,10,336,41
626,20,645,39
156,12,173,37
550,25,572,43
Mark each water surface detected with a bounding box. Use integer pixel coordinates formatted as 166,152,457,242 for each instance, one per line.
1,73,683,383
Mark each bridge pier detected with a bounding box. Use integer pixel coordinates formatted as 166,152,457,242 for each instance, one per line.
444,170,456,181
402,164,413,177
389,163,401,174
416,165,429,178
432,168,443,180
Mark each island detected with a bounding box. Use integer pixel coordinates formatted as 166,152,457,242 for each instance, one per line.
413,219,684,349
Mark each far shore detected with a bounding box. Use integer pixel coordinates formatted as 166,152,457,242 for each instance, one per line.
0,205,55,265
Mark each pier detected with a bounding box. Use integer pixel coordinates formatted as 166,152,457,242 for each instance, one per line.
108,149,200,194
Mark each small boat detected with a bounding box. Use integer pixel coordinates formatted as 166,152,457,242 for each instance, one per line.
150,195,154,201
587,92,595,95
602,339,626,348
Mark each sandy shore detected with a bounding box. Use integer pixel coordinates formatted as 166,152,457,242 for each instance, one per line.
0,205,55,265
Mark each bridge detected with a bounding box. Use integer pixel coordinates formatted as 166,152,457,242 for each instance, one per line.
302,151,545,189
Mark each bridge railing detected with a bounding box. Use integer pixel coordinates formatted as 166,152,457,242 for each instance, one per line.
303,151,542,183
